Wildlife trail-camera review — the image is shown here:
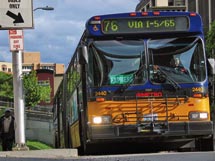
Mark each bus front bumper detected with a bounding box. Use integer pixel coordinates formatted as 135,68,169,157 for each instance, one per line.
88,121,213,141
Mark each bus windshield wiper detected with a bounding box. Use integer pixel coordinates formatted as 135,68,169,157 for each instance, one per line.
157,66,181,90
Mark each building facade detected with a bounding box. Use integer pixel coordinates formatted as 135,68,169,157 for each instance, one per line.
136,0,215,32
22,52,64,75
0,51,64,75
0,62,13,73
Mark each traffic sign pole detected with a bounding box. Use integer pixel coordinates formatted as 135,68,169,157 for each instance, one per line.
8,29,28,150
12,50,29,151
3,0,33,150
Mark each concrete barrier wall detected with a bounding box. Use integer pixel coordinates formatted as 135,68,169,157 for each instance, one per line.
25,113,54,146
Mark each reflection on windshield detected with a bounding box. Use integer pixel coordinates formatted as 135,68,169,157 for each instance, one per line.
88,40,145,86
148,37,206,84
88,37,206,87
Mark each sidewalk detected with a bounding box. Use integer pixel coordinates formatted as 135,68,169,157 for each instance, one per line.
0,149,78,158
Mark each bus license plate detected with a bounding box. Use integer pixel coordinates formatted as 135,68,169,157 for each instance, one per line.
143,113,158,121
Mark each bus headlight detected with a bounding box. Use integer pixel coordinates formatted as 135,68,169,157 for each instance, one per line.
92,115,112,124
189,112,208,120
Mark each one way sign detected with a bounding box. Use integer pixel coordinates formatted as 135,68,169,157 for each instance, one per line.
0,0,33,29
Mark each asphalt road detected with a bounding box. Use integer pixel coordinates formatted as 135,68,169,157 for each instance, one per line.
0,150,215,161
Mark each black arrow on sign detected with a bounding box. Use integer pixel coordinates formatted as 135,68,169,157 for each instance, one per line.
6,11,24,23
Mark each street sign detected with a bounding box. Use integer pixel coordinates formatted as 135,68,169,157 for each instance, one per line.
0,0,33,29
9,30,24,51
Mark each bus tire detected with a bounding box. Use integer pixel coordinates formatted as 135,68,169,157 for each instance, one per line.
195,135,214,151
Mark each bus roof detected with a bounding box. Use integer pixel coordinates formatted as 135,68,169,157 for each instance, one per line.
86,11,203,37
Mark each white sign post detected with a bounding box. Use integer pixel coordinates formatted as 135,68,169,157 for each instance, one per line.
0,0,33,29
12,50,28,151
8,29,28,150
9,30,24,51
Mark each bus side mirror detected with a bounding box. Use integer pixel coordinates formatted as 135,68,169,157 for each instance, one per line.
78,45,88,65
207,58,215,76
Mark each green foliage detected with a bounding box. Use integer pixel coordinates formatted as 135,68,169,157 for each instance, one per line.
67,70,80,95
0,70,51,108
26,140,53,150
23,71,41,107
23,71,51,107
0,109,5,117
0,140,53,151
206,20,215,57
40,83,51,103
0,72,13,98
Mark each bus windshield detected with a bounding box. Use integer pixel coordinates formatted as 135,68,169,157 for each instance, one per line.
149,37,206,84
88,40,145,86
88,37,206,87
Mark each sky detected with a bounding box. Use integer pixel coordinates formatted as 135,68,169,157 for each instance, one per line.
0,0,140,68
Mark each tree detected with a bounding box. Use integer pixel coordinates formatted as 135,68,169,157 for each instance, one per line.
0,72,13,99
39,81,52,104
206,20,215,58
23,70,51,107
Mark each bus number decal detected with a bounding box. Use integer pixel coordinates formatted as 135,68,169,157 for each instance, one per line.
95,91,107,96
192,87,203,92
103,20,118,32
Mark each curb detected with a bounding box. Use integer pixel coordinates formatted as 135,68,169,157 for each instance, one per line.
0,149,78,158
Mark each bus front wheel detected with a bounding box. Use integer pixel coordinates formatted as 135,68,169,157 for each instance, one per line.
195,135,214,151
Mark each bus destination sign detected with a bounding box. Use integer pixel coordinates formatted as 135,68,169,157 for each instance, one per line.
102,16,189,34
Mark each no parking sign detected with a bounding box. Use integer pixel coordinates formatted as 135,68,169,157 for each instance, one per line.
9,29,24,51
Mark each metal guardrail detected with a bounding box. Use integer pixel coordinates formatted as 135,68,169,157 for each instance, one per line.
0,100,53,122
26,109,53,122
0,100,14,108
